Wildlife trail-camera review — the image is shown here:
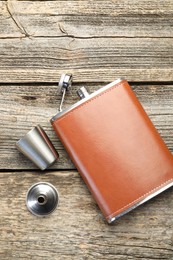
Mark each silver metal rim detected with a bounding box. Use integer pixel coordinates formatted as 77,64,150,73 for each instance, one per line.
108,181,173,223
51,78,125,122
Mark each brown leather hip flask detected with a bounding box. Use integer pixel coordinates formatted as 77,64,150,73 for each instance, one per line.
51,79,173,223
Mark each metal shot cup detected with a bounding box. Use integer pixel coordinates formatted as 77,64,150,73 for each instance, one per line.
16,125,59,170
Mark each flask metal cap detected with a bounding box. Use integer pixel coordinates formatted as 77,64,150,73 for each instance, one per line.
16,125,59,170
26,182,59,216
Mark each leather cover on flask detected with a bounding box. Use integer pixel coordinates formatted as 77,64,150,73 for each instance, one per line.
51,79,173,223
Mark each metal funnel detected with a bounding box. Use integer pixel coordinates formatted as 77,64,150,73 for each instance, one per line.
26,182,59,216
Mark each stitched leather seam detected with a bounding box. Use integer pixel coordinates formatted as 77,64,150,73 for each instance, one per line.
55,81,173,220
107,178,173,220
56,82,123,122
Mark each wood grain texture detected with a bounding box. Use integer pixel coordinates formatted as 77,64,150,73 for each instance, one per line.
0,170,173,260
0,83,173,170
1,1,173,38
0,37,173,83
0,0,173,82
0,0,173,258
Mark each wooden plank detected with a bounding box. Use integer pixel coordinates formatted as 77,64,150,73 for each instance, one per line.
0,37,173,82
0,170,173,259
1,1,173,38
0,83,173,170
0,2,23,38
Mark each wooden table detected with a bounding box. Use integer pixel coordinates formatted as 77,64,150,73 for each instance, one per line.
0,1,173,259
